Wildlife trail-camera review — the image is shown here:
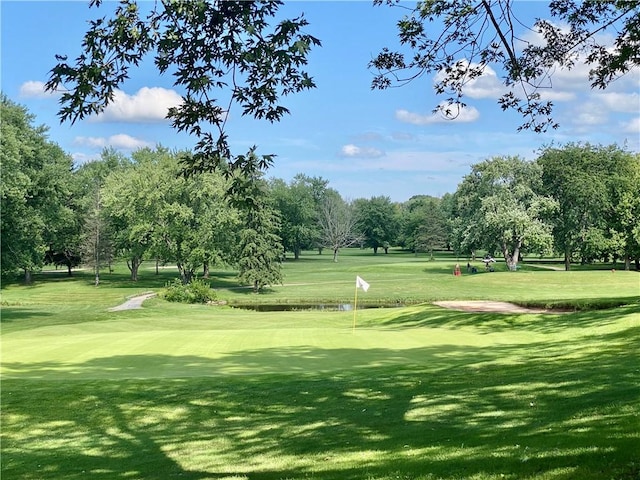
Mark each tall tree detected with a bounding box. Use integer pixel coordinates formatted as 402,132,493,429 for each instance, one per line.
318,193,361,262
439,192,456,251
80,188,114,286
371,1,640,132
101,148,169,281
73,148,128,281
538,143,640,270
355,196,398,254
46,0,320,184
1,96,74,282
270,173,328,259
612,154,640,270
400,195,448,256
453,156,556,270
101,147,238,283
230,153,283,292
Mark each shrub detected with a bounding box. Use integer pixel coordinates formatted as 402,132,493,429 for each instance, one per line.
163,277,217,304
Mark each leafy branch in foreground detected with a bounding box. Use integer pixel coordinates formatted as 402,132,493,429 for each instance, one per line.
45,0,321,181
370,0,639,132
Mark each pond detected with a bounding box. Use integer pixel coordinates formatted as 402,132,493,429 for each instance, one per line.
231,303,406,312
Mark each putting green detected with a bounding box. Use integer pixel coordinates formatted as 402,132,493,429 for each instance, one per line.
2,303,634,380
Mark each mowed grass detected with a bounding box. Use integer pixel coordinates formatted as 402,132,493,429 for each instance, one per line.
1,250,639,479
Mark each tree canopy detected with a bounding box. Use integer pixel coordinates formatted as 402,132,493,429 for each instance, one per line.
1,95,75,282
370,0,640,132
46,0,321,184
3,96,640,286
270,174,328,260
355,196,398,254
453,156,556,270
538,143,640,270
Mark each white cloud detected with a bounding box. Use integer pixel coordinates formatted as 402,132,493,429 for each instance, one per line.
19,80,55,99
396,103,480,125
575,110,608,127
621,116,640,134
381,151,473,171
568,100,609,127
92,87,183,123
515,21,640,103
460,65,505,99
74,134,152,150
433,61,504,100
598,92,640,113
339,144,385,158
537,88,577,102
74,137,108,148
565,91,640,131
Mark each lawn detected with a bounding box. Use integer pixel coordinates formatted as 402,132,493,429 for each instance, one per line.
1,250,639,479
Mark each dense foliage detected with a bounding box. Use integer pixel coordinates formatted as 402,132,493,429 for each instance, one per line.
538,143,640,270
6,1,634,280
2,99,639,288
163,277,217,304
452,156,556,270
1,96,75,282
45,0,321,186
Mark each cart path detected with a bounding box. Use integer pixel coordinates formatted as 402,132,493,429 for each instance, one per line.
108,292,157,312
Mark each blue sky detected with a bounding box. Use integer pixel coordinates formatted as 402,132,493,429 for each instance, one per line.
2,1,639,202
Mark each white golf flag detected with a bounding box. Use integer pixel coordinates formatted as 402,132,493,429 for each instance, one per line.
356,275,370,292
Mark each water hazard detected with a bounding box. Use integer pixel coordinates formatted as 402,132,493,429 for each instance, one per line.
231,303,406,312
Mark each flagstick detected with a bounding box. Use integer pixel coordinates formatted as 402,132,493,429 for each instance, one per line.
352,282,359,333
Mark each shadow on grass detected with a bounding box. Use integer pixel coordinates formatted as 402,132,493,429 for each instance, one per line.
3,320,639,479
0,308,54,323
3,269,242,292
378,302,640,335
516,296,640,311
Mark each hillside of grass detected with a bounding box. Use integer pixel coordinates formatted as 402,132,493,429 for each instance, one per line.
1,249,639,480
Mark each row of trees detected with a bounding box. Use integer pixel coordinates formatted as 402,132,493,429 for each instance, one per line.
449,150,640,271
2,96,639,292
7,1,635,287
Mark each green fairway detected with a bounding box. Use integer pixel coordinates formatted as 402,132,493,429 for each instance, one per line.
2,250,639,479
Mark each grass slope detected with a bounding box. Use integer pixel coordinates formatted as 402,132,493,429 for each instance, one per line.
1,250,639,479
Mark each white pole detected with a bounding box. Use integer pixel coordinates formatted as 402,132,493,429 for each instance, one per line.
352,282,359,333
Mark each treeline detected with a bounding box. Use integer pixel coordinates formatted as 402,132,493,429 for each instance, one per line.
2,97,639,289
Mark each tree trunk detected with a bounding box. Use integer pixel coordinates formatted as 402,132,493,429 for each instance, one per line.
127,257,141,282
23,268,32,284
203,261,210,278
501,244,511,270
94,264,100,287
178,264,194,284
373,246,378,255
510,243,521,271
564,246,571,271
67,262,73,276
294,247,300,260
624,256,631,271
333,247,339,262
